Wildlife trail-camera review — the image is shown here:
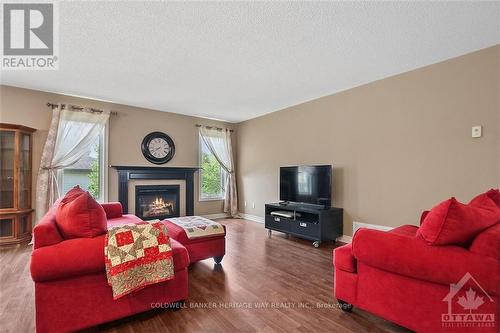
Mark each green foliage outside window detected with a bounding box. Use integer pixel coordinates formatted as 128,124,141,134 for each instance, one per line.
201,153,223,197
88,145,100,199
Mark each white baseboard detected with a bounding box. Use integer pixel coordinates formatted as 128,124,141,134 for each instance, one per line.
239,213,265,224
336,221,394,244
353,221,393,234
201,213,230,220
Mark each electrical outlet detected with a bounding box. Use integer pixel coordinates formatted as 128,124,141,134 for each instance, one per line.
472,126,482,138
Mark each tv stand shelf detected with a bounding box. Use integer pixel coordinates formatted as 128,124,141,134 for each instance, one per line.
265,203,343,247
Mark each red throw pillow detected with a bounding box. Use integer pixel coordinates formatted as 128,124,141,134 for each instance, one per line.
470,189,500,209
56,186,107,239
417,197,499,246
469,223,500,260
62,185,85,200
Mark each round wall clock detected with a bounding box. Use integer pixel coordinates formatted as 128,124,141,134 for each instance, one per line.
141,132,175,164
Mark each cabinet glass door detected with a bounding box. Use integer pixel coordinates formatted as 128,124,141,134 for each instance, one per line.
0,217,14,237
18,133,31,209
0,131,15,209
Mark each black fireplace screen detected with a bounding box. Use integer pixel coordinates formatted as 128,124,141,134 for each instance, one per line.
135,185,180,220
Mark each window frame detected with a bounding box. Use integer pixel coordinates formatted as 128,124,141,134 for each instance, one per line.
198,134,225,202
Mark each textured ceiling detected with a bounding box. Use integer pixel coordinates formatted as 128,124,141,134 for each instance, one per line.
1,1,499,122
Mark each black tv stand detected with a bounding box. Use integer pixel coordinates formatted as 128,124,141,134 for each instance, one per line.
265,203,343,247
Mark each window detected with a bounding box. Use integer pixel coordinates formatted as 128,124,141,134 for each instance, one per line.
199,135,226,200
60,126,107,201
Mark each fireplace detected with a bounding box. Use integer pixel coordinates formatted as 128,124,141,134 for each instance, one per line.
135,185,180,220
113,166,198,216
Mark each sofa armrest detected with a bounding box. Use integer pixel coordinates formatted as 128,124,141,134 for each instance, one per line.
352,228,499,295
33,222,63,249
33,209,63,249
333,244,356,273
31,235,105,282
101,202,123,219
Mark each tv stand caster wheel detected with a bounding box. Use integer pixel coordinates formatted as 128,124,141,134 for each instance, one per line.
338,300,353,312
267,229,272,238
214,256,224,264
313,241,320,248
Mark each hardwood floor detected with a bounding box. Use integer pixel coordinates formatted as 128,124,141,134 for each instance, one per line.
0,218,410,333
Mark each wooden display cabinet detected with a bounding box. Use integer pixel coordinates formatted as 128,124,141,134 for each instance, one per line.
0,123,36,246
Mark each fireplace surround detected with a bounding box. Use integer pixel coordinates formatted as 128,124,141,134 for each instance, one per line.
112,166,199,216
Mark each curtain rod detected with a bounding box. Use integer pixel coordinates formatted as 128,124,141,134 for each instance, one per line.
46,102,118,116
196,124,234,132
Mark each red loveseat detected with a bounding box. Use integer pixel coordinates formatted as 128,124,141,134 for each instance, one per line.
31,202,189,333
333,220,499,333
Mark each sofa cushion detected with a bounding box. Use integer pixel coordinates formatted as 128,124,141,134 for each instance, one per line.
469,222,500,260
417,197,499,246
31,238,189,282
56,186,107,239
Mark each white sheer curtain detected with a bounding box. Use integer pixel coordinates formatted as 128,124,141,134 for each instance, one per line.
35,106,109,222
199,127,239,217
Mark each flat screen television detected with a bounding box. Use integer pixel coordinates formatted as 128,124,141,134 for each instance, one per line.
280,165,332,207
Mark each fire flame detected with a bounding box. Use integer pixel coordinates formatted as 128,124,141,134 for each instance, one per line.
150,197,173,210
154,197,165,206
142,196,174,217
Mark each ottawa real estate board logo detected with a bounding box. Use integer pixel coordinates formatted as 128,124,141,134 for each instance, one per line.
442,272,495,329
1,1,59,70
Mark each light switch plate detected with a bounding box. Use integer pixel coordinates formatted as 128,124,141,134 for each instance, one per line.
472,126,482,138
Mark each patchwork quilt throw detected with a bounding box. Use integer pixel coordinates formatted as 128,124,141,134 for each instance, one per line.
104,221,174,300
166,216,225,239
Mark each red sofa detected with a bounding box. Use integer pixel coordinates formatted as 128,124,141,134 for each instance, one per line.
333,220,499,333
31,202,189,333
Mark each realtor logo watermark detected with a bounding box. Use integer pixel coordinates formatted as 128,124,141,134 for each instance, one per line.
1,1,58,70
442,272,495,329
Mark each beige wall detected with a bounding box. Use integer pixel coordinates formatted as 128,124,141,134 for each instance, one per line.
2,46,499,233
236,45,500,236
0,85,234,216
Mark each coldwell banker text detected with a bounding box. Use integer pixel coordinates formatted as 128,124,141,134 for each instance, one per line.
1,2,59,70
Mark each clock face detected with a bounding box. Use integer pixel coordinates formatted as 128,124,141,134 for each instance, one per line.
141,132,175,164
148,138,170,158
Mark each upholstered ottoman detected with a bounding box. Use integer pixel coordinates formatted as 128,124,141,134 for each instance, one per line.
162,216,226,264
